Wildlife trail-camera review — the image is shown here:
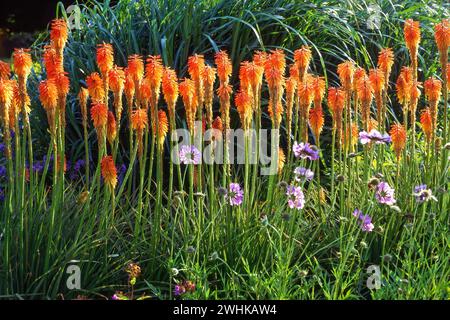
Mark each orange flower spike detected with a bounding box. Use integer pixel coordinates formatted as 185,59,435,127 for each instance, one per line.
369,68,385,94
50,19,68,54
253,51,268,68
43,45,63,79
101,155,118,191
356,75,373,105
139,78,152,108
54,72,70,98
107,111,117,144
239,61,251,92
124,71,135,106
131,108,148,131
39,79,58,112
162,68,179,117
289,63,300,83
420,108,433,143
212,116,223,132
309,105,325,141
294,45,312,81
9,81,20,129
188,54,205,81
311,76,326,108
145,55,164,98
13,48,32,79
203,65,216,126
179,78,197,131
327,87,345,116
285,76,297,116
377,48,394,79
264,50,286,93
86,72,104,104
127,54,144,83
404,19,421,56
337,61,355,91
434,19,450,54
278,148,285,175
157,109,169,147
90,102,108,129
96,43,114,76
109,66,125,94
390,123,407,161
235,89,252,130
0,61,11,80
424,77,442,103
214,50,232,83
78,87,89,122
447,64,450,87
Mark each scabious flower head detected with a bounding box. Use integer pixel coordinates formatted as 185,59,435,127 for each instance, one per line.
214,50,232,83
13,48,32,79
86,72,105,103
413,184,437,203
375,181,396,206
404,19,421,55
294,167,314,182
286,185,305,210
337,60,355,90
96,43,114,76
227,183,244,206
101,155,117,191
352,209,375,232
434,19,450,53
107,111,117,144
0,60,11,79
174,284,186,297
359,129,391,145
377,48,394,76
90,102,108,129
389,123,407,160
179,145,201,165
293,141,319,160
424,77,442,102
50,19,68,52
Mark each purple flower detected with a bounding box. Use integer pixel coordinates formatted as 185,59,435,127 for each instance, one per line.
0,143,5,154
359,130,391,145
118,164,127,185
0,165,6,178
413,184,437,203
179,145,202,165
293,142,319,161
353,209,374,232
33,161,44,174
286,185,305,210
227,183,243,206
375,181,396,205
294,167,314,182
174,284,186,297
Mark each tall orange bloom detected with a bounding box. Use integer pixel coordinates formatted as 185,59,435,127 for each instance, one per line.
328,87,345,145
43,45,63,79
404,19,421,57
86,72,105,104
124,70,135,109
390,123,407,161
107,111,117,144
203,65,216,127
9,80,20,129
235,89,252,130
298,79,314,141
145,55,163,103
0,79,13,123
13,48,32,79
264,50,285,127
356,75,373,130
369,68,385,124
101,155,117,191
131,108,148,158
377,48,394,79
309,105,324,142
420,108,433,143
179,78,197,132
337,61,355,91
434,19,450,54
127,54,144,99
96,43,114,76
294,45,312,82
78,87,89,125
424,77,442,136
396,72,411,106
109,66,125,122
0,61,11,80
156,109,169,148
214,50,232,83
162,67,179,120
90,102,108,129
39,80,58,132
54,71,70,98
278,147,285,175
253,51,268,68
50,19,68,54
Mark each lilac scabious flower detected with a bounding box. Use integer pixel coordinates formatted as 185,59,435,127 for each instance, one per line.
413,184,437,203
179,145,202,165
293,142,319,161
359,129,391,145
174,284,186,297
0,165,6,178
375,181,396,205
286,185,305,210
352,209,374,232
33,161,44,174
227,183,243,206
294,167,314,182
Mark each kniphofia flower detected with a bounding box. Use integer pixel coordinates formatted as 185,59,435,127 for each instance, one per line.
156,109,168,148
78,87,89,127
39,80,58,132
235,89,252,130
389,123,407,161
131,108,148,158
13,48,32,80
97,43,114,76
356,75,373,130
43,45,63,79
0,61,11,80
434,19,450,55
188,54,205,107
424,77,442,136
369,68,385,124
337,61,355,91
109,66,125,122
404,19,421,57
309,106,324,142
90,103,108,143
162,67,179,120
327,87,345,144
101,155,117,191
294,45,312,82
107,111,117,145
145,55,164,112
203,65,216,127
214,50,232,83
86,72,105,104
377,48,394,80
179,78,197,133
50,19,68,54
420,108,433,143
